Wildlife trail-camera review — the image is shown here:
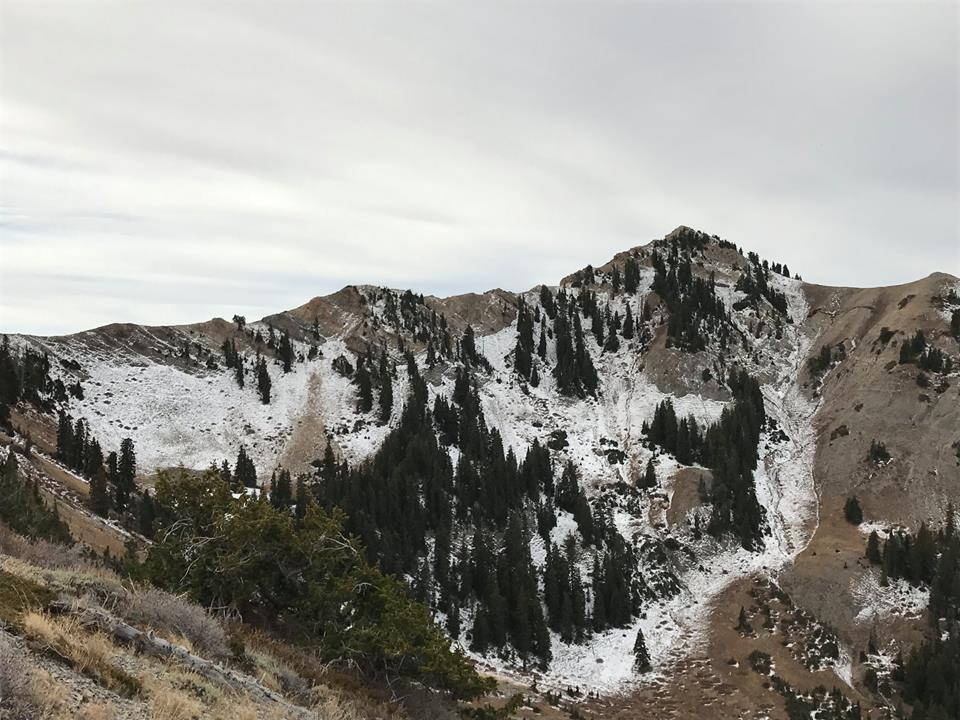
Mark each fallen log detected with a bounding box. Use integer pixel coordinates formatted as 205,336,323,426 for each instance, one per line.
48,599,310,716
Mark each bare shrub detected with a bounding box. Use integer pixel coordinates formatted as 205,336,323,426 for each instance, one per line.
122,586,229,660
146,683,204,720
0,522,96,571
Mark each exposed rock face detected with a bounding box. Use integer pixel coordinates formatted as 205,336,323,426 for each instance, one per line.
803,273,960,527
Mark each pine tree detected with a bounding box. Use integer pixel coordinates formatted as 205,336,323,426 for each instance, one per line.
537,320,548,360
355,360,373,413
0,450,71,544
234,358,245,388
107,451,118,487
622,304,634,340
0,337,19,426
278,331,294,372
219,460,232,486
676,418,692,464
640,458,657,490
234,446,258,489
83,437,104,479
114,437,137,512
624,257,640,294
603,311,620,353
294,478,309,520
844,496,863,525
270,468,292,508
736,606,752,634
89,466,111,517
56,411,74,464
378,354,393,423
865,530,881,565
256,355,271,404
137,492,156,537
633,628,652,672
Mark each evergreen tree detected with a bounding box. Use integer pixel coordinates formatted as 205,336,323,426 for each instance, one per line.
633,628,652,672
83,437,104,480
514,298,535,382
640,458,657,490
256,355,271,404
537,320,548,360
622,304,634,340
355,360,373,413
623,257,640,294
145,468,492,699
540,286,556,319
378,354,393,423
278,331,294,372
137,492,156,538
294,478,309,520
115,437,137,512
270,468,293,508
89,466,111,517
56,410,74,464
0,337,19,426
603,312,620,353
234,446,258,489
0,450,71,543
71,418,86,471
844,496,863,525
865,530,882,565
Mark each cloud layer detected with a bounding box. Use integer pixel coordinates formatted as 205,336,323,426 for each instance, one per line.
1,1,957,334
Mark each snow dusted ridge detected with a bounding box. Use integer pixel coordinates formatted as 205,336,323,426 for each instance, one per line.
39,332,316,473
20,328,406,476
14,240,826,696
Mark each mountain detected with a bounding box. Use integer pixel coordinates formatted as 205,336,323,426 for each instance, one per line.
2,226,959,719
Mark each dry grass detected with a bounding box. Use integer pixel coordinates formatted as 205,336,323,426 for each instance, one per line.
21,611,141,697
0,567,55,628
0,635,69,719
0,554,125,601
145,682,204,720
143,666,287,720
310,690,376,720
76,702,117,720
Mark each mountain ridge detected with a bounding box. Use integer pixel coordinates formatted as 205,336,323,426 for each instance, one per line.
3,227,959,717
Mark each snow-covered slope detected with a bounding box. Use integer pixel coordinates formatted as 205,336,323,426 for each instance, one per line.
8,227,959,703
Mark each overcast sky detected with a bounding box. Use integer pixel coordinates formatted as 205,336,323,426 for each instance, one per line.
1,1,957,335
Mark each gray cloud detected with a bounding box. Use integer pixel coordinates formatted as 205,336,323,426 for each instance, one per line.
1,0,957,335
